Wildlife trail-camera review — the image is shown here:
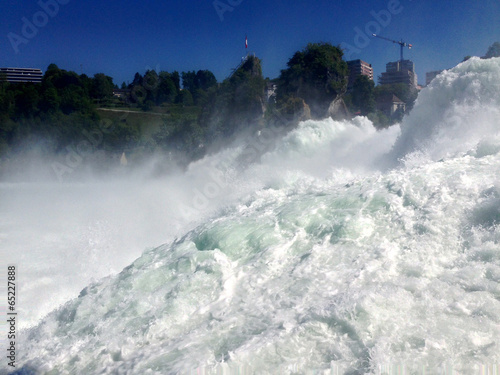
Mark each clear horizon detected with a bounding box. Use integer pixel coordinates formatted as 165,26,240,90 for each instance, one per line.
2,0,499,86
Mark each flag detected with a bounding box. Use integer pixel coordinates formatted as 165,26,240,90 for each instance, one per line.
245,35,248,49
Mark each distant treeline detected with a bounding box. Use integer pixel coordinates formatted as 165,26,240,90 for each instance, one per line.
122,69,218,110
0,64,221,160
0,64,103,157
2,41,499,170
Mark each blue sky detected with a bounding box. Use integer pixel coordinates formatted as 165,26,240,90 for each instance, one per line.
1,0,499,86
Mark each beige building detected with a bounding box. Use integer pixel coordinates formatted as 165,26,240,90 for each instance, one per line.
379,60,418,88
347,59,373,89
376,93,406,118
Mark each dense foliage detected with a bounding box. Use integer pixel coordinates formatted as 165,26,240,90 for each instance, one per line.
0,64,107,157
463,42,500,63
199,56,266,142
375,83,418,110
484,42,500,59
350,75,375,116
126,70,180,110
344,80,418,128
181,70,217,106
0,65,222,162
7,39,490,170
277,43,348,118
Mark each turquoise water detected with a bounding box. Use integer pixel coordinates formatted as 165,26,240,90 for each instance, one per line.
5,57,500,374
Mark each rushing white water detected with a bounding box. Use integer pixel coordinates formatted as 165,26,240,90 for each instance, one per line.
3,57,500,374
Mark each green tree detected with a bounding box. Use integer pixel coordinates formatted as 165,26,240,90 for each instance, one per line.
131,72,143,87
171,71,181,91
367,110,390,129
158,72,178,104
79,74,93,97
60,86,91,114
179,90,194,106
143,70,160,104
374,83,418,112
0,64,107,161
102,120,140,151
141,100,154,112
181,71,197,93
91,73,114,101
1,90,16,118
351,75,375,115
196,70,217,91
15,84,40,117
46,63,60,72
0,72,7,88
277,42,348,118
199,56,266,141
0,73,8,117
484,42,500,58
181,70,217,105
39,87,60,113
39,65,95,114
43,65,81,90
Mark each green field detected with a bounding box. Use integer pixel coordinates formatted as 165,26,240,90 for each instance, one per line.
96,104,202,140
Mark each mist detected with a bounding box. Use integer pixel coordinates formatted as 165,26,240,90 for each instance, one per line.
0,110,403,330
4,57,500,331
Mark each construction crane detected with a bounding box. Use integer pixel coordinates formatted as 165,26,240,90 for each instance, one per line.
372,34,413,62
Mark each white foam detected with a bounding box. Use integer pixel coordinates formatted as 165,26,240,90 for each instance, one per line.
3,56,500,374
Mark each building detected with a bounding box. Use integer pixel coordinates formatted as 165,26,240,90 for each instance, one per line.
385,60,415,73
112,88,131,99
347,59,373,89
376,93,406,118
379,60,418,88
425,70,444,86
0,68,43,83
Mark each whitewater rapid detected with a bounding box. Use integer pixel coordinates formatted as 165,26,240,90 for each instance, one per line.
2,57,500,374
